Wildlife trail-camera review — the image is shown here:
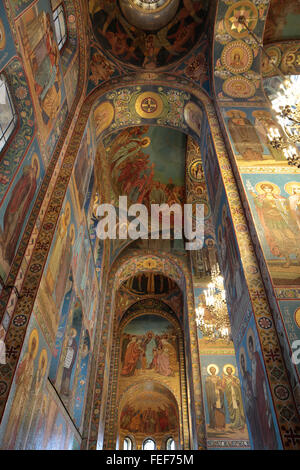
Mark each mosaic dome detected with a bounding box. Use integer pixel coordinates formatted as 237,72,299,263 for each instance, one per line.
89,0,210,69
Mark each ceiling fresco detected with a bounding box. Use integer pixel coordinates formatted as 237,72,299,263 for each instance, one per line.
119,381,179,438
88,0,210,69
213,0,270,102
103,125,186,206
261,42,300,77
121,273,179,296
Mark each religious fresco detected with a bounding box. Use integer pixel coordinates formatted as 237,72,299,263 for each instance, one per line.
0,314,80,450
222,107,287,165
0,0,300,444
63,54,80,110
189,127,250,449
237,317,282,450
0,138,45,280
102,124,187,264
215,198,245,319
264,0,300,43
200,355,249,449
24,380,81,450
15,0,67,148
121,273,178,297
262,43,300,77
119,382,180,448
115,278,183,328
0,58,36,200
277,300,300,379
92,86,192,142
87,44,118,95
88,0,209,70
104,125,186,207
52,297,83,408
38,192,77,340
0,318,50,450
56,0,78,74
84,167,105,286
72,120,95,211
243,174,300,286
45,197,99,430
213,0,269,102
0,0,92,450
186,135,218,283
115,304,185,448
32,162,100,429
120,315,179,380
0,2,16,70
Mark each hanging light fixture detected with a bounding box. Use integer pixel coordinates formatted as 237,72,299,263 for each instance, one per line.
195,264,231,341
237,15,300,167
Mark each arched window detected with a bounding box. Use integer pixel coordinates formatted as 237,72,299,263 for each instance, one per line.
0,74,17,153
166,437,176,450
53,3,67,51
123,437,133,450
143,438,156,450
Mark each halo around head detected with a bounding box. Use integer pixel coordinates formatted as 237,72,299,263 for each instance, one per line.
28,328,39,359
64,201,71,226
246,328,255,357
69,224,76,245
141,136,151,148
38,348,48,376
255,181,281,195
284,181,300,196
226,109,247,118
31,153,40,179
223,364,236,375
207,363,219,375
239,346,246,372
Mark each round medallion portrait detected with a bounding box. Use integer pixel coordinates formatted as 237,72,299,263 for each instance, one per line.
223,76,256,98
188,159,204,182
294,307,300,329
221,40,253,74
261,46,281,76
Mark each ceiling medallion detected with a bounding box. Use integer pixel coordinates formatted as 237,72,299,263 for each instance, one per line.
224,1,258,39
223,75,256,98
135,91,164,118
221,40,253,74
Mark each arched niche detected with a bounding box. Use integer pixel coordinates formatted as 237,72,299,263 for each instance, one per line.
104,294,190,450
118,381,180,451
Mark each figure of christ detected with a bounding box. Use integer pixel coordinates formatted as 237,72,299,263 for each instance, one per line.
135,333,153,371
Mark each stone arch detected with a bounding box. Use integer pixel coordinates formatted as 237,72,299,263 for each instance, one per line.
118,380,181,451
119,297,182,328
98,248,205,450
2,71,298,450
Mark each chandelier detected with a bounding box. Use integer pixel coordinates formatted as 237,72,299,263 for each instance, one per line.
237,15,300,168
195,264,231,342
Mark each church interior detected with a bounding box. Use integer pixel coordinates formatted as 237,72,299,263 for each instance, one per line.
0,0,300,451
